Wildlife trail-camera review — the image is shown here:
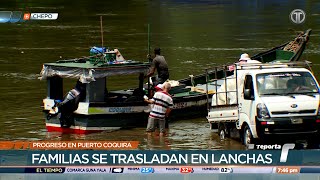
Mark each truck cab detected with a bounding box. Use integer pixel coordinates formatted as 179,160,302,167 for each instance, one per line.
207,62,320,147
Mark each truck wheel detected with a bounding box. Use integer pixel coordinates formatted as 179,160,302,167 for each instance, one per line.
243,125,254,146
218,123,229,140
219,128,226,140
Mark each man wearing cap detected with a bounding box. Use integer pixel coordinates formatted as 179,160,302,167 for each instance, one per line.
145,48,169,86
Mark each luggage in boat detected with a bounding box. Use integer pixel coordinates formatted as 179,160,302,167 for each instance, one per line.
89,46,106,63
89,47,117,64
90,47,106,54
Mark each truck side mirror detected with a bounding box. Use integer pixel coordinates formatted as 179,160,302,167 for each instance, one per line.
244,89,254,100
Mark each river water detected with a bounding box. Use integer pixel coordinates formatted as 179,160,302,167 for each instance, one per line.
0,0,320,150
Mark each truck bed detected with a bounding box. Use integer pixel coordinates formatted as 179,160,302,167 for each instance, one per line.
207,105,238,123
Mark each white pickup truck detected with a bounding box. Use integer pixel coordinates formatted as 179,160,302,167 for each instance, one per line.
206,62,320,148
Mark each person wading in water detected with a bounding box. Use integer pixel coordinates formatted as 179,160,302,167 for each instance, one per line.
144,82,173,136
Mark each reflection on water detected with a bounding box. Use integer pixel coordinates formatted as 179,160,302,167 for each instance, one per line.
0,0,320,149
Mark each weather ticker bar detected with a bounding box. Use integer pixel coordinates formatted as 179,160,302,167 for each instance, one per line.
0,166,317,174
0,11,58,23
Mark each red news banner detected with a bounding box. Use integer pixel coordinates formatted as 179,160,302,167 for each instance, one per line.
0,141,139,150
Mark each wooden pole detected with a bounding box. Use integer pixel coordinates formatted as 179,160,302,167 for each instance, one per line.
147,24,151,98
148,24,150,58
205,69,209,112
100,16,104,47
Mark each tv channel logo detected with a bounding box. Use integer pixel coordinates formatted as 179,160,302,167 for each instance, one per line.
290,9,306,24
248,143,295,163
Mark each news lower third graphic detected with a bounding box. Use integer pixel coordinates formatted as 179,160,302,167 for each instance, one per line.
0,11,58,23
1,166,320,174
0,141,319,174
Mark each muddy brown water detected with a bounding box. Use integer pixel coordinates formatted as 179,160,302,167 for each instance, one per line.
0,0,320,149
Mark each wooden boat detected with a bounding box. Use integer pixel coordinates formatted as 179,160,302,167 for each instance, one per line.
169,29,312,119
177,29,312,86
40,29,311,134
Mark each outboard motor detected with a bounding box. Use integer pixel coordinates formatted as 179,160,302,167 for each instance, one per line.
48,80,86,128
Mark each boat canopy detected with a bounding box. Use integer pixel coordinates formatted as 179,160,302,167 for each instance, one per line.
39,61,150,83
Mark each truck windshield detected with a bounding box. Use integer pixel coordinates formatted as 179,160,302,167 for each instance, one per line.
256,72,319,96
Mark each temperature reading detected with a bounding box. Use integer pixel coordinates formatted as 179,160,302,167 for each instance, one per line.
180,167,193,174
220,168,233,173
141,167,154,174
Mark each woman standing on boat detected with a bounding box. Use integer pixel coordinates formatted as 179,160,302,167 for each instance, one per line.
144,82,173,136
145,47,169,86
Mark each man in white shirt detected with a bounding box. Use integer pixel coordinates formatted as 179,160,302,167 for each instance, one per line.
144,82,173,136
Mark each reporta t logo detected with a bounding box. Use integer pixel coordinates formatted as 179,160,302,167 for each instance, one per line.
248,143,295,163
